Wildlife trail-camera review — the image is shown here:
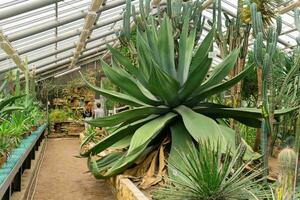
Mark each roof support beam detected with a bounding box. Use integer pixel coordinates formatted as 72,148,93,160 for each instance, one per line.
37,50,106,81
0,28,119,73
38,46,109,79
0,0,64,20
202,0,213,10
5,0,126,42
34,37,116,71
279,0,300,14
36,51,105,82
0,14,123,63
70,0,106,68
0,29,26,71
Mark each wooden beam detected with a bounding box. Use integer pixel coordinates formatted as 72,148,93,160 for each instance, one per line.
70,0,106,69
279,0,300,14
0,29,26,72
202,0,213,10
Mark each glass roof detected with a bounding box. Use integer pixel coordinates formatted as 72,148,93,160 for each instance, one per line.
0,0,299,81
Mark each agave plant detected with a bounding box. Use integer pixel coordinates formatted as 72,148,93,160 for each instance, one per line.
80,0,295,179
152,140,269,200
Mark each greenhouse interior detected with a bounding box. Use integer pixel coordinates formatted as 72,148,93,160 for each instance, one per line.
2,0,300,199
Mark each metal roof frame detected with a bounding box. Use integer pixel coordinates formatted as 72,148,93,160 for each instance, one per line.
0,0,299,82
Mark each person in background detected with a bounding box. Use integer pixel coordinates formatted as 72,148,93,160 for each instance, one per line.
83,101,93,130
94,102,105,119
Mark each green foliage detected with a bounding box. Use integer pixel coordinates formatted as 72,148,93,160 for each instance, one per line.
152,141,269,200
49,109,69,123
80,0,294,179
240,123,257,147
243,49,296,107
0,65,45,168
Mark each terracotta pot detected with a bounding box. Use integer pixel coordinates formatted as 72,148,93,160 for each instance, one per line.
0,154,7,168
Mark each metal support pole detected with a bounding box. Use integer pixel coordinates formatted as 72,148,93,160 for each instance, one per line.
0,0,63,20
0,14,123,63
70,0,106,68
5,0,126,42
12,168,22,192
3,186,11,200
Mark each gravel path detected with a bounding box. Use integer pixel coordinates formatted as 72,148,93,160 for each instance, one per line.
33,138,114,200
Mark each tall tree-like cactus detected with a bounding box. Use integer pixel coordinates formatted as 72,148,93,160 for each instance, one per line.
251,3,281,179
215,0,251,110
294,115,300,193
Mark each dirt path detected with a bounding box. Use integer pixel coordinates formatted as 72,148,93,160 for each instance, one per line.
33,138,114,200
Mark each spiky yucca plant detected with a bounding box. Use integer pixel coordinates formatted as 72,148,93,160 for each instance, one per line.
152,140,269,200
80,0,295,179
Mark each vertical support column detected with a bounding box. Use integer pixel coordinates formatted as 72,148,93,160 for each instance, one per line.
3,185,11,200
55,2,58,61
30,148,35,160
12,168,22,192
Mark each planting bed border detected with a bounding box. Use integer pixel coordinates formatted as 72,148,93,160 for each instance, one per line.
79,132,149,199
106,175,149,200
0,124,47,200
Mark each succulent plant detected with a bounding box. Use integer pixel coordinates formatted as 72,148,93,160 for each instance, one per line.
80,0,297,179
276,148,297,200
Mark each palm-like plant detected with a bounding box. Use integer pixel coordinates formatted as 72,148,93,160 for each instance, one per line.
80,0,295,178
152,140,269,200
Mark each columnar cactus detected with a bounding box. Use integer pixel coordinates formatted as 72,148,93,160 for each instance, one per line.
277,148,297,200
251,2,281,179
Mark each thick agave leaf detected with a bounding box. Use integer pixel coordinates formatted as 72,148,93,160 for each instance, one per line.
179,59,212,101
136,29,153,80
101,60,160,106
148,64,180,106
200,64,254,99
80,71,146,107
158,15,177,78
189,28,215,73
198,48,240,90
127,112,177,154
145,19,161,71
111,135,132,148
107,45,147,85
194,104,299,119
179,29,215,101
80,115,158,156
218,124,260,160
105,113,177,177
88,152,125,179
175,105,226,147
87,106,169,127
186,64,254,106
175,106,259,160
177,10,196,85
168,121,194,181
